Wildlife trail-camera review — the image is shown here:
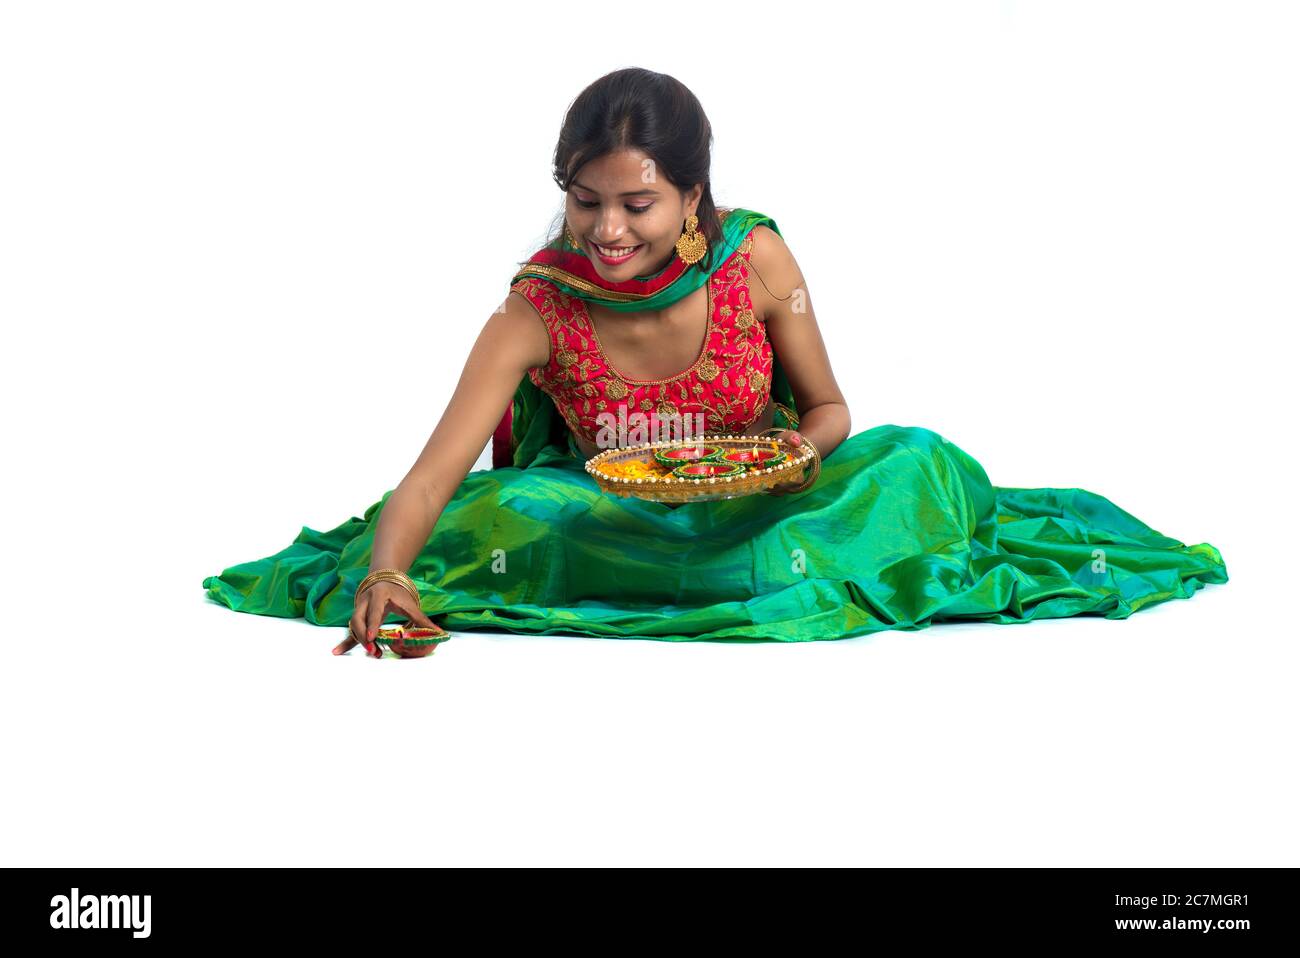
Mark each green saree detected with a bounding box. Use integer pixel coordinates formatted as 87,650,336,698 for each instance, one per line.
202,420,1226,640
201,209,1228,641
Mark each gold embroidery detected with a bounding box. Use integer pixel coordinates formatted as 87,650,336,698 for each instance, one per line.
697,347,719,383
712,395,739,419
605,377,628,401
511,266,652,303
731,335,764,368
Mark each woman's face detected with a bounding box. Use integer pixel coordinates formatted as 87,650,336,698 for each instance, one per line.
565,148,703,279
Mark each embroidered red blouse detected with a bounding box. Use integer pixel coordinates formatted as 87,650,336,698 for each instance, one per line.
511,228,773,447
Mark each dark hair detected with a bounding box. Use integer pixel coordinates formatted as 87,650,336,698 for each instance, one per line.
548,68,721,274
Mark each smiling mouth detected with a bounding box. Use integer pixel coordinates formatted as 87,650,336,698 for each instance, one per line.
591,241,642,262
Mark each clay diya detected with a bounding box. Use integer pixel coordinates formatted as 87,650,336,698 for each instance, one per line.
373,624,450,659
719,443,788,470
653,443,724,469
671,460,747,481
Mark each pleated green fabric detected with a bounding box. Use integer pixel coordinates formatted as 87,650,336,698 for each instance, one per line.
201,422,1228,641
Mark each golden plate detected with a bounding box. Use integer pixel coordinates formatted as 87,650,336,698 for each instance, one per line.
585,430,814,503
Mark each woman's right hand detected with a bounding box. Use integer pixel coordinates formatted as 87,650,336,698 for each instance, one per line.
332,581,444,657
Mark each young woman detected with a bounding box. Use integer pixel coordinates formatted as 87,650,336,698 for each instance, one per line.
202,68,1227,652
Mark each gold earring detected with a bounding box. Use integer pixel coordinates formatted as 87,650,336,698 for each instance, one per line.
564,221,580,250
675,214,707,266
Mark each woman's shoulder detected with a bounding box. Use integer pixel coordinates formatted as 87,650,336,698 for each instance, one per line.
510,274,581,314
739,219,790,273
746,222,783,252
740,221,802,317
713,206,781,257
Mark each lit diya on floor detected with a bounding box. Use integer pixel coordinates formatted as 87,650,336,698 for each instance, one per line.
373,624,450,658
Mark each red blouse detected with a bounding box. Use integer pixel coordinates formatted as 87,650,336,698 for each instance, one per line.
511,228,773,447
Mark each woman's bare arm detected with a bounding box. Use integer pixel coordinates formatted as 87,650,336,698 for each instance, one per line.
368,290,551,575
748,225,852,458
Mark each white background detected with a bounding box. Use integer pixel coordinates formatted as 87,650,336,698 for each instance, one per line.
2,1,1295,865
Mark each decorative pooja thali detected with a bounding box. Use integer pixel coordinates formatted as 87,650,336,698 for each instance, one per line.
585,429,815,503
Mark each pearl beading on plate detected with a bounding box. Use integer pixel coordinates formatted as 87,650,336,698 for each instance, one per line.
584,434,815,487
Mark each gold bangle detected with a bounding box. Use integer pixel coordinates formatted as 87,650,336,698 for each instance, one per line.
359,568,415,590
362,570,419,598
358,568,421,605
364,576,420,606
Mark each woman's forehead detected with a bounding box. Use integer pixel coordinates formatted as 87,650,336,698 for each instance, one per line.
571,150,660,192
